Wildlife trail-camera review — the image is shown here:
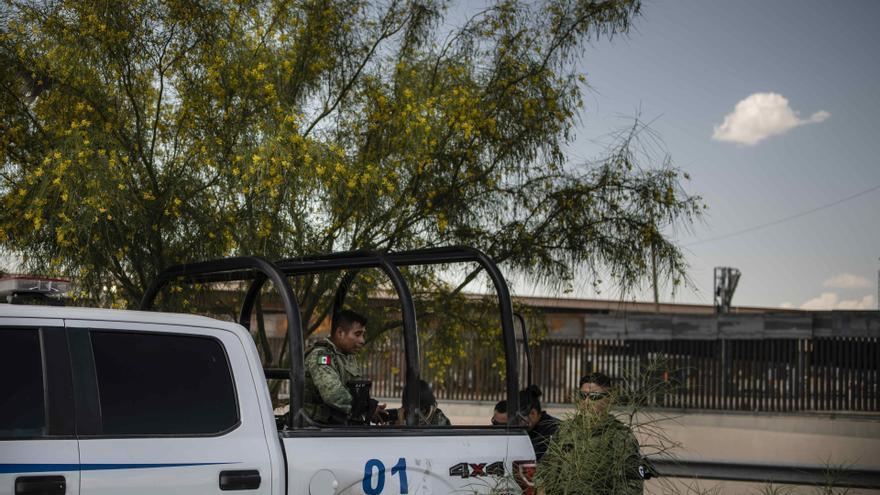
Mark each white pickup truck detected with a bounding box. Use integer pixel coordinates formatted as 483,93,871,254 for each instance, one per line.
0,247,537,495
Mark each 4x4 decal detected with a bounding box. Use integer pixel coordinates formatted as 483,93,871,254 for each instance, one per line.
448,461,505,478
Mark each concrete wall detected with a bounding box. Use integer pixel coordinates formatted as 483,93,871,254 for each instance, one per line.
541,310,880,340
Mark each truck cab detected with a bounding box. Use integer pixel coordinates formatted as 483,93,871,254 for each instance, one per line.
1,247,537,494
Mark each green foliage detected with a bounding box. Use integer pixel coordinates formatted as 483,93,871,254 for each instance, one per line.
675,481,723,495
812,460,855,495
530,362,859,495
538,409,643,494
536,358,680,494
1,0,702,360
756,483,794,495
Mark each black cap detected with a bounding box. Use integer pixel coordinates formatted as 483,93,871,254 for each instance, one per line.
579,372,612,388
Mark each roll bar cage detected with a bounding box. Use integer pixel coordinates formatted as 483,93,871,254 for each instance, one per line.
140,246,522,428
140,256,307,425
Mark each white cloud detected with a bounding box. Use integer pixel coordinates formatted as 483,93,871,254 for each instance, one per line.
800,292,875,310
712,92,830,146
822,273,872,289
800,292,838,310
838,295,875,310
779,302,793,309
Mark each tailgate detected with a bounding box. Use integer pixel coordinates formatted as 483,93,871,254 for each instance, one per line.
282,428,534,494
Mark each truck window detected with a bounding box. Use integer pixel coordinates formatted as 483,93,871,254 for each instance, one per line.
0,328,46,438
89,331,238,436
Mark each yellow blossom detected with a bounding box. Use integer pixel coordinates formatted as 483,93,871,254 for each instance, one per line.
437,214,448,232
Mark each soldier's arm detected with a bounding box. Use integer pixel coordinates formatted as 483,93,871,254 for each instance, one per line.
621,427,648,492
306,353,353,414
625,427,640,456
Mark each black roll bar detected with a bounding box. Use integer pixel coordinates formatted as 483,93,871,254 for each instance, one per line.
139,256,307,427
384,246,521,426
514,312,533,391
140,246,522,428
240,250,422,427
331,270,358,320
254,246,522,426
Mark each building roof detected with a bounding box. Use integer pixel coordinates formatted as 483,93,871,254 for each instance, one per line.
514,294,806,315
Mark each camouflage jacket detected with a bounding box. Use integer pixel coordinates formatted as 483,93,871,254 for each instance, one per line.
424,407,451,426
591,415,644,495
396,406,452,426
539,412,645,495
303,338,364,424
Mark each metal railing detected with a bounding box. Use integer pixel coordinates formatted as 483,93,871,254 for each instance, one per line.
360,337,879,412
652,459,880,489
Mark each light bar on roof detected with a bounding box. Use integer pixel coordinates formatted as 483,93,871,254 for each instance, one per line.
0,275,70,297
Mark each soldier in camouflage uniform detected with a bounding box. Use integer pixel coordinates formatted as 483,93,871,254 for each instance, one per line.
578,372,648,494
303,310,385,424
537,373,649,494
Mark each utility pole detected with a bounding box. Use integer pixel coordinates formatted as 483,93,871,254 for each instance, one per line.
714,267,741,403
651,241,660,313
714,267,741,314
649,211,660,314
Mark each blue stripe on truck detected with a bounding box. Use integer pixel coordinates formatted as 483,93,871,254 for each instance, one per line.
0,462,232,474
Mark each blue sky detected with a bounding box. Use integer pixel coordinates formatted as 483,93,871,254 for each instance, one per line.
555,0,880,309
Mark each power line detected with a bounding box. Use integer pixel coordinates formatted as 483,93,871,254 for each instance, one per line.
685,183,880,247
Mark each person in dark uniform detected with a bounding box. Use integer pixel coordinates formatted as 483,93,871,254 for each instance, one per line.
578,372,650,494
518,385,559,461
491,400,507,426
394,379,451,426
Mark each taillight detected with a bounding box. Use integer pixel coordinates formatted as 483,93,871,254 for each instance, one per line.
512,460,536,495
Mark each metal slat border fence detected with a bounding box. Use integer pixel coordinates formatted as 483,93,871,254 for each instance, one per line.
361,337,879,412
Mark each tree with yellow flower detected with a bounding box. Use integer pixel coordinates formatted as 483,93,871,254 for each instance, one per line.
1,0,701,350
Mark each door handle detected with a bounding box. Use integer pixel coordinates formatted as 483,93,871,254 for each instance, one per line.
15,475,66,495
219,470,261,491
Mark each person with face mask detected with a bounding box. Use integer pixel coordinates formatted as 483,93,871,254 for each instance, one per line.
577,372,651,494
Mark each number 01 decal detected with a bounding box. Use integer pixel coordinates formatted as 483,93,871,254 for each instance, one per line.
363,458,408,495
